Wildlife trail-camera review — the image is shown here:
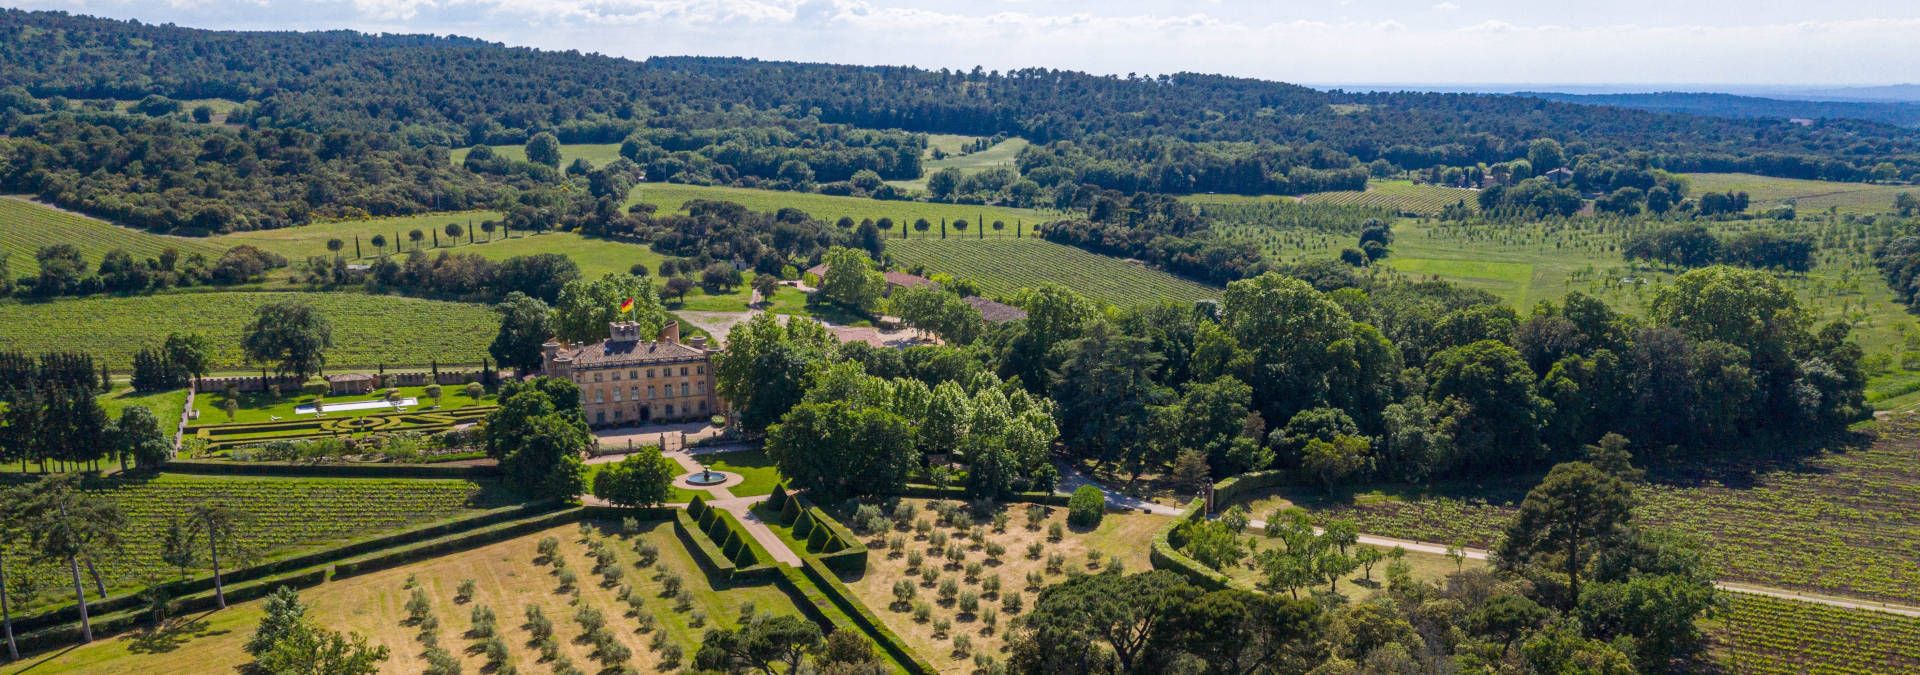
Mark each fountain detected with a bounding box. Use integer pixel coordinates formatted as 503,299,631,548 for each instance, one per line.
683,458,729,487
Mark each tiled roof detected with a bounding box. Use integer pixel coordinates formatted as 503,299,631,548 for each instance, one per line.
963,296,1028,323
557,340,707,367
805,263,938,289
327,373,375,382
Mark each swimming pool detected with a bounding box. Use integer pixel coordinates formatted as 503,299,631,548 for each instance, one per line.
293,397,417,415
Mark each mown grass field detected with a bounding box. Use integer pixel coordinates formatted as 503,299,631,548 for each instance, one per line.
887,238,1220,307
1684,172,1914,215
100,386,191,432
631,181,1055,232
0,519,805,675
1300,180,1480,215
0,197,223,272
887,136,1031,191
448,142,625,168
0,474,508,615
193,384,493,425
0,291,497,370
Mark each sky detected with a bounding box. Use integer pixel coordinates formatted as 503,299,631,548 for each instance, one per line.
8,0,1920,87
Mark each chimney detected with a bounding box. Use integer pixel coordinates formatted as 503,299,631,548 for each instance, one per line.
659,320,680,344
689,335,708,350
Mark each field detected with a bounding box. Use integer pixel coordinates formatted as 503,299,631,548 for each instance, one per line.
1684,173,1914,215
887,239,1220,307
1302,180,1479,215
887,136,1031,192
0,474,507,615
1277,417,1920,606
1709,593,1920,674
448,142,626,168
0,519,806,675
0,197,223,272
825,498,1167,673
99,386,192,433
631,181,1056,232
0,291,498,371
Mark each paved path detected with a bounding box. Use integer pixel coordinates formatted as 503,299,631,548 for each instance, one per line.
1068,474,1920,618
706,494,802,566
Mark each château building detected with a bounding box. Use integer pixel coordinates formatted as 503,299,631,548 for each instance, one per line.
541,321,723,427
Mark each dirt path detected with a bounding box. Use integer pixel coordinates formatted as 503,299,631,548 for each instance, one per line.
1070,475,1920,618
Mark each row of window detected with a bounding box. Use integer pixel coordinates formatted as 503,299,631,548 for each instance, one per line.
585,364,704,384
593,399,709,425
592,381,705,404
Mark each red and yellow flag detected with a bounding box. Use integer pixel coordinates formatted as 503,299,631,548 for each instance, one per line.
618,297,635,313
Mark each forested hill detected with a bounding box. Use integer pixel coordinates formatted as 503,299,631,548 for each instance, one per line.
1521,91,1920,128
5,10,1920,184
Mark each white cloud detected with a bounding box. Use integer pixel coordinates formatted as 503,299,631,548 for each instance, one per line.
1432,2,1459,11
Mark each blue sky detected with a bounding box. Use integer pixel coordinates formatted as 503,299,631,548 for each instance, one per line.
9,1,1919,85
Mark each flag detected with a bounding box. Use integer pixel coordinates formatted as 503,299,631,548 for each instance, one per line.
619,297,635,314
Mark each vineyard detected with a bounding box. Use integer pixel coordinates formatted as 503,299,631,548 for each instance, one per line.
1712,594,1920,674
1299,180,1480,215
0,291,497,370
631,182,1055,233
887,238,1221,307
2,473,506,614
1684,172,1913,216
1301,417,1920,605
0,197,222,272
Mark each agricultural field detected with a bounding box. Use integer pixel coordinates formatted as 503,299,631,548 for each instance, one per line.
1282,416,1920,605
0,197,223,272
887,238,1220,307
0,291,498,371
1299,180,1480,215
887,136,1031,192
823,498,1167,673
630,181,1056,232
1684,172,1915,215
1,474,508,615
1708,593,1920,674
0,519,806,675
448,142,626,168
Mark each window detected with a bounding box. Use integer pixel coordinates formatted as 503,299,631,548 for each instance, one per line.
593,373,603,383
630,386,638,401
680,366,689,376
614,409,623,420
613,388,622,402
648,386,656,399
611,371,621,381
646,369,654,378
697,381,706,395
595,411,605,424
594,389,604,403
629,370,638,380
680,383,689,396
698,400,708,413
666,404,675,417
697,365,706,375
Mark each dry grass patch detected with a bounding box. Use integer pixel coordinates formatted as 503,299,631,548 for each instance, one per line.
839,498,1171,673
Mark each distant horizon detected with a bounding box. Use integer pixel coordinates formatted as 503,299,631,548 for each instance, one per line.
5,1,1918,89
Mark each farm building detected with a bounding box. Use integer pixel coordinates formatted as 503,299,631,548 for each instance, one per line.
803,262,939,295
963,295,1028,323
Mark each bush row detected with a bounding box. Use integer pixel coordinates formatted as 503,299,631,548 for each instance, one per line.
678,496,778,581
766,484,868,573
897,482,1070,506
14,566,329,657
795,555,936,674
331,508,586,579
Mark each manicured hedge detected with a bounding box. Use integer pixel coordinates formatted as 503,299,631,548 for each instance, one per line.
1067,485,1106,527
1211,469,1292,506
764,483,868,573
162,459,499,478
676,497,779,581
898,483,1070,506
796,556,937,674
14,566,330,656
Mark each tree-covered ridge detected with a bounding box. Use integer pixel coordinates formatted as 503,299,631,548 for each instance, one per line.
4,9,1918,185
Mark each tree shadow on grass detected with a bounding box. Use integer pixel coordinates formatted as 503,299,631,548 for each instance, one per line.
124,611,224,655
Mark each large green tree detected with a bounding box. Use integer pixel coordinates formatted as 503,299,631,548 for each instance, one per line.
1496,462,1635,608
592,446,678,508
1427,339,1547,474
240,301,333,381
765,400,915,501
1009,570,1200,674
550,273,662,344
714,314,839,433
488,291,553,373
485,379,590,499
1049,321,1165,478
816,247,886,312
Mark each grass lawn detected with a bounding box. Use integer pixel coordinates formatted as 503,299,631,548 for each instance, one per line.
1299,180,1480,215
0,519,804,674
191,384,494,425
688,448,782,498
888,238,1220,307
887,136,1031,192
630,181,1055,232
831,498,1169,672
0,291,498,371
99,386,191,430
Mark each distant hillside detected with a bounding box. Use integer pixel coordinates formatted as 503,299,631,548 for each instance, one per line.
1521,91,1920,128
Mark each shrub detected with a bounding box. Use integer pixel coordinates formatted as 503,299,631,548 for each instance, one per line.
1046,553,1065,574
1002,591,1023,614
470,605,497,637
536,536,559,562
634,540,659,567
933,618,952,638
1026,542,1043,560
953,633,972,657
406,588,433,624
556,568,578,591
658,643,684,668
1048,522,1064,542
907,550,925,570
982,605,999,633
1067,486,1105,527
982,575,1001,597
913,602,932,623
455,579,476,603
524,605,552,639
1025,504,1046,531
958,591,979,615
939,579,959,603
661,574,683,596
892,580,916,609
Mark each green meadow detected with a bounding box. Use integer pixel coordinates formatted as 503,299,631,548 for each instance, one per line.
630,181,1055,232
888,238,1219,307
1682,173,1913,215
448,142,625,168
887,135,1031,191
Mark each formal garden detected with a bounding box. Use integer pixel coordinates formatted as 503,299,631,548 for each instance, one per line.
184,382,498,458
